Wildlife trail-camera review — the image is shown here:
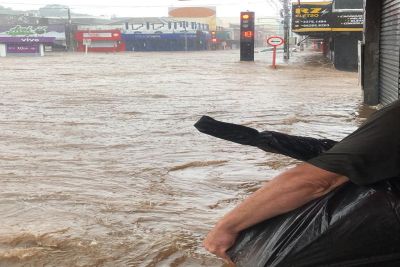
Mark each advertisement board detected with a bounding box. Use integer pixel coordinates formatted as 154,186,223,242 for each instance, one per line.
292,1,363,32
292,2,332,32
0,25,66,40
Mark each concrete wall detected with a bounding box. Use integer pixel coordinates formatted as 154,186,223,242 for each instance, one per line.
362,0,382,105
0,44,6,57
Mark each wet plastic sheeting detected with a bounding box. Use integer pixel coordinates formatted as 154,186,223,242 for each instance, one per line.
194,116,337,161
195,116,400,267
228,181,400,267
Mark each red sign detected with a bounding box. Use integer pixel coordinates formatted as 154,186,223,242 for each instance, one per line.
267,36,284,47
75,30,122,41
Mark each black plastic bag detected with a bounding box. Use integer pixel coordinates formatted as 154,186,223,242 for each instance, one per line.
228,181,400,267
195,116,400,267
194,116,337,161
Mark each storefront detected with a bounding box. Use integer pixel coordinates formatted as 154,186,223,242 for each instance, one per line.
75,30,125,52
362,0,400,106
0,36,55,57
122,32,208,51
0,24,66,52
292,1,363,71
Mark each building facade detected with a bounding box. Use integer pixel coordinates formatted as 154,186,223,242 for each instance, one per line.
0,24,66,55
110,18,210,51
74,28,125,52
0,36,55,56
362,0,400,106
292,0,363,71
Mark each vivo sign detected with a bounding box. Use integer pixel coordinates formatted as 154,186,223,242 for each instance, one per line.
0,36,56,43
21,37,40,42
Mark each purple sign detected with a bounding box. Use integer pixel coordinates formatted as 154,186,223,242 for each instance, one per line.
7,44,39,53
0,36,55,43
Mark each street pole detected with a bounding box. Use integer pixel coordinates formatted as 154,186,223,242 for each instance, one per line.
184,22,188,51
67,7,73,52
283,0,290,60
272,46,277,68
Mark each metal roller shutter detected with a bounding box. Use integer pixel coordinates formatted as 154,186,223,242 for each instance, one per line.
379,0,400,105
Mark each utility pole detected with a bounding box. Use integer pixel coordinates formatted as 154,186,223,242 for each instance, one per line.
67,7,73,52
283,0,290,60
184,22,188,51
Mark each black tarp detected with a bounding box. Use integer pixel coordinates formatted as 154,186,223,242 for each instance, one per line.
195,116,400,267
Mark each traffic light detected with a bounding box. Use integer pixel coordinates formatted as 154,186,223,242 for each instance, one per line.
240,11,255,61
211,31,217,43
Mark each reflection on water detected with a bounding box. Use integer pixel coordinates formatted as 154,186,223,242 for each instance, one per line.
0,50,361,266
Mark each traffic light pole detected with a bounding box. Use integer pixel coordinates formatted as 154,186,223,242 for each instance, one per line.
240,12,255,61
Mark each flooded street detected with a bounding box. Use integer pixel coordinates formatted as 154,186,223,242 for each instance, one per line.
0,50,363,266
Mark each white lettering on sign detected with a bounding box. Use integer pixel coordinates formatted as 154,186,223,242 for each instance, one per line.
83,33,113,38
21,38,40,43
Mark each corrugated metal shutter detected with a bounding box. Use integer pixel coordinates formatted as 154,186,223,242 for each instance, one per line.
379,0,400,105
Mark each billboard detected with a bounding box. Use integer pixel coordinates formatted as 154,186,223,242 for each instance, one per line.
292,1,363,32
0,25,66,40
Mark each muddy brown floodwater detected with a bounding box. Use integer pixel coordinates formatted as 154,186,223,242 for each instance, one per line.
0,50,366,266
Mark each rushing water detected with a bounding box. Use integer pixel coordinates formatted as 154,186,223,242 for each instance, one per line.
0,50,365,266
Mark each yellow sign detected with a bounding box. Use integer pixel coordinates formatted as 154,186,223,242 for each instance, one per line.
292,1,363,33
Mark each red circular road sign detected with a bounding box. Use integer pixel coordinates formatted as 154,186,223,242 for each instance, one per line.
267,36,284,46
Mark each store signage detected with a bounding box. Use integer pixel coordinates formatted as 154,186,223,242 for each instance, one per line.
0,36,55,43
331,12,364,28
83,32,113,38
7,44,39,53
0,25,66,41
292,1,363,32
6,25,47,36
292,2,332,31
122,33,197,40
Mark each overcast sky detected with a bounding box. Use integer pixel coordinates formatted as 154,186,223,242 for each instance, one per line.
2,0,288,18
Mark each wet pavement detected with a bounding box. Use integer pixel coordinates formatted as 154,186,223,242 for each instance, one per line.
0,50,365,266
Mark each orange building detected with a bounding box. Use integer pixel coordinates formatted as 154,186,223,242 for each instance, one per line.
168,6,217,31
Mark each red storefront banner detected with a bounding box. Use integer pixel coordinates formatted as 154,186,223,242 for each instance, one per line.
75,29,125,52
75,30,122,41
